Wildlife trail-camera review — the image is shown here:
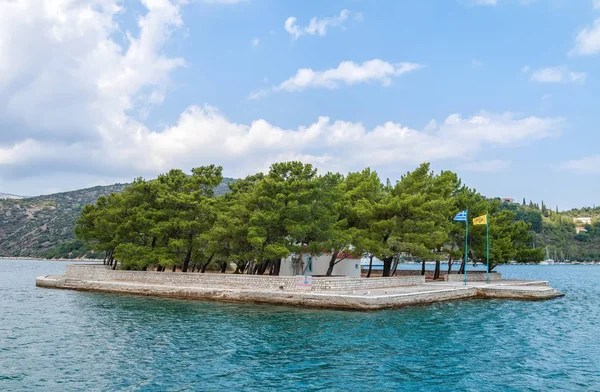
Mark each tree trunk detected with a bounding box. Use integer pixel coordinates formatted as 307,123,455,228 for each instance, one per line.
421,260,426,276
433,260,441,280
171,265,177,272
447,256,453,274
390,255,399,277
220,261,227,273
326,252,339,276
104,250,114,266
366,254,374,278
201,254,215,273
257,261,270,275
112,259,117,270
181,243,193,273
382,256,393,277
235,262,247,274
458,258,465,274
273,259,281,276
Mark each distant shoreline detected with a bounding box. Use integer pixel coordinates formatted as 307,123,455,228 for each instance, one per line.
0,257,101,262
2,256,599,265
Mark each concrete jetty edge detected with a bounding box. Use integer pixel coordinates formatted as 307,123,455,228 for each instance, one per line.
36,273,564,311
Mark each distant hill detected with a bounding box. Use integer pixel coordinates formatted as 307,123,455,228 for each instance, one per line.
0,193,25,200
0,179,235,259
499,200,600,261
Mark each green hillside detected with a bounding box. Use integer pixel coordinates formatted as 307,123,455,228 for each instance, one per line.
0,179,234,259
500,200,600,261
2,179,599,262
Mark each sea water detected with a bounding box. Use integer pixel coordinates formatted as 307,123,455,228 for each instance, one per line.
1,259,599,391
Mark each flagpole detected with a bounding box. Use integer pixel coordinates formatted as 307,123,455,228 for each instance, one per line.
486,214,490,284
464,209,468,285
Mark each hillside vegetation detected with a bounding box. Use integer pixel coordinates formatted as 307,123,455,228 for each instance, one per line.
74,163,543,277
0,179,234,259
500,200,600,261
1,173,599,262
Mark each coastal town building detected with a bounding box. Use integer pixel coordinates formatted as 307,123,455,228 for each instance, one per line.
573,217,592,225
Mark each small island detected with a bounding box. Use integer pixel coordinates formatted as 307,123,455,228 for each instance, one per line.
36,162,563,310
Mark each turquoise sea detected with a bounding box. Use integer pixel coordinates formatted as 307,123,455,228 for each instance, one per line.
1,259,599,391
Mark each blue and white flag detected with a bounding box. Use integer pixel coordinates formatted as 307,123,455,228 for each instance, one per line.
453,210,467,222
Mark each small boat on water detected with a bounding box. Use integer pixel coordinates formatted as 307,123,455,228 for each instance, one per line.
540,246,554,265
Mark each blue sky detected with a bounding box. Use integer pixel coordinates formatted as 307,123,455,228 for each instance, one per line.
0,0,599,209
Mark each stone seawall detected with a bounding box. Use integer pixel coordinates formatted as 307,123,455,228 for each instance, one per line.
36,265,563,311
444,272,501,282
366,269,500,279
65,265,425,292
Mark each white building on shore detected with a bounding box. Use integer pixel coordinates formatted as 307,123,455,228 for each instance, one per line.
573,217,592,225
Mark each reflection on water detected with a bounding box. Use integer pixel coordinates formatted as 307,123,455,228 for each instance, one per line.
1,260,599,391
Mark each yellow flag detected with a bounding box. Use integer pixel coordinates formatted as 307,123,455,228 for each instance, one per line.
473,215,487,225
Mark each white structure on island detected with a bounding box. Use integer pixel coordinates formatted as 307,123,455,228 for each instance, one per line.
279,254,361,277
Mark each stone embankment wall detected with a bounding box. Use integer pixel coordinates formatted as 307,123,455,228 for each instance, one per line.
444,272,501,282
369,269,498,278
65,265,424,292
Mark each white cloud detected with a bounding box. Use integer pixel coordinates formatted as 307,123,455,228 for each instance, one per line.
561,156,600,174
0,0,184,147
459,160,511,173
464,0,539,6
521,65,530,73
250,59,423,98
0,0,567,195
200,0,246,4
0,0,183,180
251,37,260,47
1,105,564,190
470,0,498,5
248,89,270,100
570,18,600,55
471,59,484,68
285,10,350,39
529,66,586,83
594,0,600,10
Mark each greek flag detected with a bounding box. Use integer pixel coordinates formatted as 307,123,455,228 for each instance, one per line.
453,210,467,222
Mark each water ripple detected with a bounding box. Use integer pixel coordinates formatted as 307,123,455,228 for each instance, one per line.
1,261,599,391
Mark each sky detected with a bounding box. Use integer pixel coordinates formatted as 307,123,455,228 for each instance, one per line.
0,0,599,209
